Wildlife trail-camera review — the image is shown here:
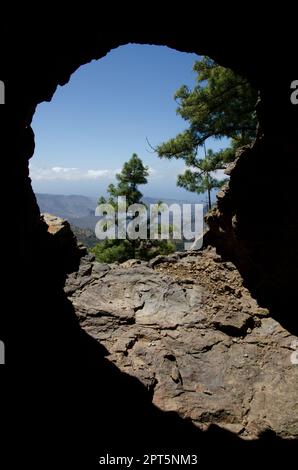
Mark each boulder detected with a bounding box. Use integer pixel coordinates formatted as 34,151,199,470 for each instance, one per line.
65,247,298,439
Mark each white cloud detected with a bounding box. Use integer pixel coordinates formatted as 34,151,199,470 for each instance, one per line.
211,169,229,180
30,164,159,182
148,166,156,176
51,166,78,173
29,165,117,181
86,169,111,178
182,167,229,181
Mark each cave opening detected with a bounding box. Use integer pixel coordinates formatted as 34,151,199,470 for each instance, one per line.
3,28,298,466
23,40,298,442
28,42,237,360
30,45,234,219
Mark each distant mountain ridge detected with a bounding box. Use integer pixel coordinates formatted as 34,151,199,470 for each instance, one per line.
36,193,206,230
36,193,98,219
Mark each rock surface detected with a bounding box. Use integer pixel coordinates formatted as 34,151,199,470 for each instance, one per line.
65,247,298,439
43,213,87,273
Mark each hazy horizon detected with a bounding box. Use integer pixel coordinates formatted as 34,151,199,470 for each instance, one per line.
35,190,215,204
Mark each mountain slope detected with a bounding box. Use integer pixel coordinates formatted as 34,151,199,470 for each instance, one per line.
36,193,207,230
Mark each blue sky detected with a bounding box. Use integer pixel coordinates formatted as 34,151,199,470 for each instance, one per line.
30,44,229,202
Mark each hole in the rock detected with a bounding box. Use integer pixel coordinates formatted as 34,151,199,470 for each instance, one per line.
21,41,297,459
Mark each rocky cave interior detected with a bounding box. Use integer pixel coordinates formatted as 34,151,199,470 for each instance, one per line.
2,25,298,466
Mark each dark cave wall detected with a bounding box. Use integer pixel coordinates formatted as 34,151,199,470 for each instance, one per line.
2,25,298,357
204,72,298,330
1,21,297,467
205,134,298,329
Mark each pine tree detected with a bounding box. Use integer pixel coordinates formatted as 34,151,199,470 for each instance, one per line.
155,57,258,206
105,153,149,208
177,147,227,210
92,153,175,262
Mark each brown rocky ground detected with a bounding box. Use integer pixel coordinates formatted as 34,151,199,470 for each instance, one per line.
64,246,298,440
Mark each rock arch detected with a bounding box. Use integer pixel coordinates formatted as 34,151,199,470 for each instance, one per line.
1,22,297,466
